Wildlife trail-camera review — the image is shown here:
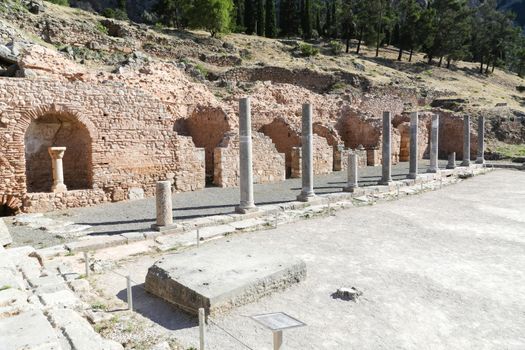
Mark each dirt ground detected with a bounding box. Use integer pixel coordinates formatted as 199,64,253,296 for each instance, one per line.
90,169,525,350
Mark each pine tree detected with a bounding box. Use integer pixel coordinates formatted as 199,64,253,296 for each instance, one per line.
341,0,355,53
396,0,423,61
234,0,245,31
245,0,255,34
280,0,298,36
302,0,313,39
265,0,277,37
256,0,265,35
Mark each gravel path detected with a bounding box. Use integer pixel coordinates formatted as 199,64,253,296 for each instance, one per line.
93,169,525,349
7,160,447,248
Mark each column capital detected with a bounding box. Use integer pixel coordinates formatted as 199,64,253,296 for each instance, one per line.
48,146,67,159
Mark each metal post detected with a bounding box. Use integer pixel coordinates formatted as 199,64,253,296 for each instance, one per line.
127,275,133,311
199,308,206,350
83,252,89,277
273,330,283,350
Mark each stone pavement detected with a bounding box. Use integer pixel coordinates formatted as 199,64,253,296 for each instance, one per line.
7,160,448,248
0,245,123,350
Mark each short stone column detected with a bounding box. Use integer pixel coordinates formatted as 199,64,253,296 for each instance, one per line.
461,115,471,166
155,181,173,228
343,153,358,192
48,147,67,193
408,112,419,179
446,152,456,169
236,97,257,214
427,114,439,173
297,103,316,202
476,116,485,164
379,111,393,185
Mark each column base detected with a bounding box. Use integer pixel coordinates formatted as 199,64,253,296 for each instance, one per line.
51,184,67,193
461,161,471,167
296,193,316,202
342,185,358,193
378,179,393,186
235,205,258,214
407,173,418,179
475,157,485,164
446,164,456,170
426,168,439,174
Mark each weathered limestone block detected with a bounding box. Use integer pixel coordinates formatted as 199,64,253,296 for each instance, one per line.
145,247,306,316
213,131,285,187
0,310,61,349
0,218,12,246
290,135,333,178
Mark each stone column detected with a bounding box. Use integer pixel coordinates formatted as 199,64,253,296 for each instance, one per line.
461,115,471,166
379,111,393,185
408,112,419,179
343,153,358,192
48,147,67,193
476,116,485,164
297,103,316,202
446,152,456,169
155,181,173,228
235,97,257,214
427,114,439,173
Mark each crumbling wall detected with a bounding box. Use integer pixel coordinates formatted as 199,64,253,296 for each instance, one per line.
174,136,206,192
438,113,478,159
396,122,428,161
259,118,301,177
176,106,231,181
0,78,205,212
313,122,346,171
290,135,333,178
213,132,285,187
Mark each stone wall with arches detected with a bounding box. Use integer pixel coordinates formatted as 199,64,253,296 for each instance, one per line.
0,78,205,213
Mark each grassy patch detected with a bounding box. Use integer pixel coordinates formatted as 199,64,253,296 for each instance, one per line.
494,144,525,158
0,285,12,291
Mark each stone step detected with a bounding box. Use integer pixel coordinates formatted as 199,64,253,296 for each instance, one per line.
0,310,62,350
47,308,123,350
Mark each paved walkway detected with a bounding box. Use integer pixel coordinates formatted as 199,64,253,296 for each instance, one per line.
94,169,525,349
8,160,447,247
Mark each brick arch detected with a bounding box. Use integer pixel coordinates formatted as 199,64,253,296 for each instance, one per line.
18,104,96,193
14,104,98,140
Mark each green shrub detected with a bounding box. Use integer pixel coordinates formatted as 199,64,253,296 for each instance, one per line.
102,8,128,20
329,40,343,55
298,43,319,57
45,0,70,6
96,22,108,35
195,64,208,77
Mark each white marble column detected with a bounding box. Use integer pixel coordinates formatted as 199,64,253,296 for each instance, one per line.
236,97,257,213
476,116,485,164
446,152,456,169
297,103,316,202
408,112,419,179
48,147,67,193
379,112,393,185
461,115,471,166
427,114,439,173
343,153,359,192
155,181,173,227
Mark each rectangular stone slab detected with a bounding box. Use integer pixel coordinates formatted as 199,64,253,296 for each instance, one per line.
145,246,306,316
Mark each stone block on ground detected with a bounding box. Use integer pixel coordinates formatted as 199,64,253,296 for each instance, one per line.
0,310,61,349
47,308,124,350
39,289,82,308
65,235,127,252
0,218,12,246
145,244,307,316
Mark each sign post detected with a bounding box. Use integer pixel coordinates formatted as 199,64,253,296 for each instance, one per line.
250,312,306,350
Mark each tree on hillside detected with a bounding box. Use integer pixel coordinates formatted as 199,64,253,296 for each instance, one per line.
233,0,245,31
154,0,191,28
187,0,234,36
244,0,255,34
256,0,265,35
301,0,313,39
265,0,277,37
280,0,299,36
340,0,355,52
396,0,422,61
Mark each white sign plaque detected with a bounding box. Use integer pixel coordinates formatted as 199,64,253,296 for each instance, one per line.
250,312,306,332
